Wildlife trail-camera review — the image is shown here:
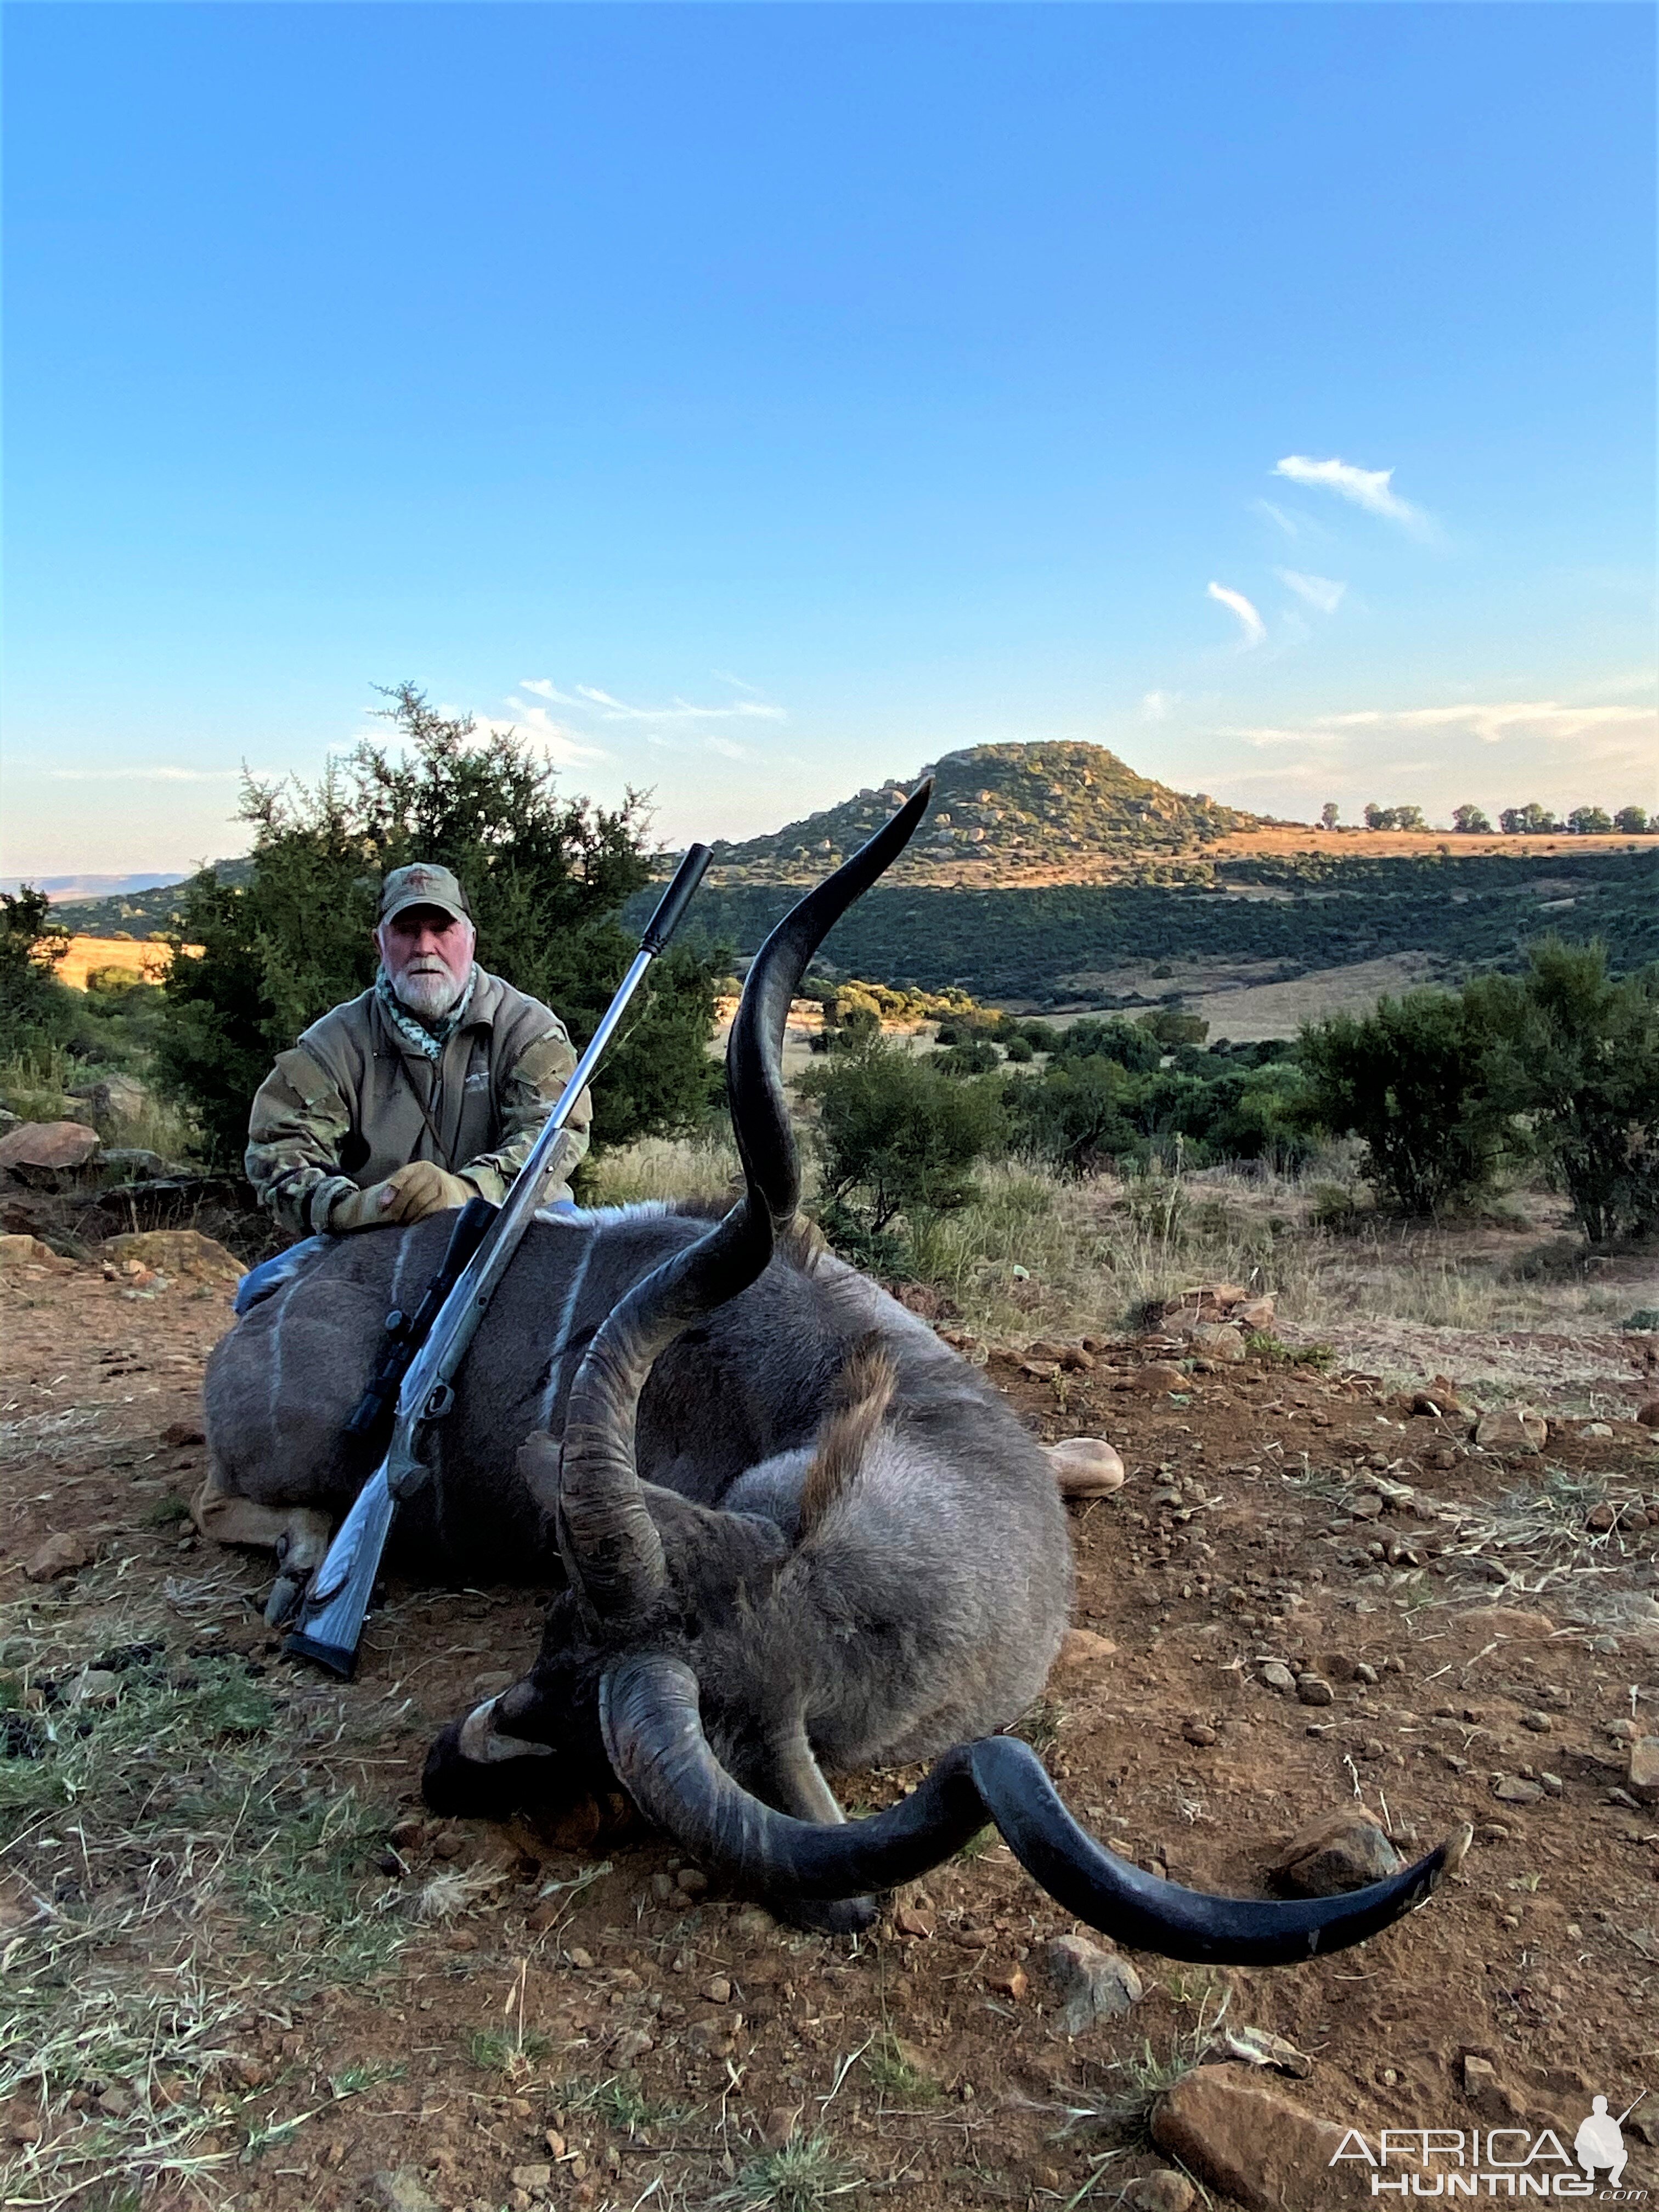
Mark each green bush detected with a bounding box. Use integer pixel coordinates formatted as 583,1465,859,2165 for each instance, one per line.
799,1036,1008,1234
1050,1017,1162,1074
1476,941,1659,1244
0,889,74,1058
1299,988,1508,1215
155,684,720,1165
1005,1055,1135,1175
934,1038,1000,1076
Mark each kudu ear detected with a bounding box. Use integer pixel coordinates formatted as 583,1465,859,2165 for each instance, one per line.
797,1336,898,1540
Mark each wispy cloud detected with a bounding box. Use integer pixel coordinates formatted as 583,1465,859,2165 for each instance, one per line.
711,669,766,697
1325,700,1646,748
1273,454,1427,533
520,678,785,725
48,765,239,783
1141,690,1179,721
1206,582,1266,648
1277,569,1347,614
495,702,607,767
1254,499,1302,540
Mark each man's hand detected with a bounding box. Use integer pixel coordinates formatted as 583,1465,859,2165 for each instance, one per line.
329,1162,475,1232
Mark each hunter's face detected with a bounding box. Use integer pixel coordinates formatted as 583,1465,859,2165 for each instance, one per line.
376,906,476,1019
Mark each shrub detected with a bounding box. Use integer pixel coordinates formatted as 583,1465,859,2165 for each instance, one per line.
799,1036,1008,1233
0,889,74,1058
934,1038,1000,1076
1049,1017,1162,1075
1476,941,1659,1244
1006,1055,1135,1175
1299,988,1508,1215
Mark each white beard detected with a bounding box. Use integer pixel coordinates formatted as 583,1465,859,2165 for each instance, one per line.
393,963,466,1021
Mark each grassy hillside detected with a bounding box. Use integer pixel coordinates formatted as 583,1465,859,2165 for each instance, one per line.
632,845,1659,1007
706,741,1267,883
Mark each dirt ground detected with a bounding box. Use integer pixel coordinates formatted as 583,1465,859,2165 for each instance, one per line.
5,1249,1659,2212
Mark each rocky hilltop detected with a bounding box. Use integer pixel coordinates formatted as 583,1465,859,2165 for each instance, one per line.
706,741,1269,885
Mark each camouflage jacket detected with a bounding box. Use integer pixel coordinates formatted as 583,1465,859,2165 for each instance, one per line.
245,967,591,1238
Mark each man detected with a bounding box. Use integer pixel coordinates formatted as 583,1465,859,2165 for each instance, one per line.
245,861,591,1238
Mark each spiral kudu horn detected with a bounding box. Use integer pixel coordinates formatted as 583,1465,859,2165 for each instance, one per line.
601,1654,1471,1967
555,782,934,1619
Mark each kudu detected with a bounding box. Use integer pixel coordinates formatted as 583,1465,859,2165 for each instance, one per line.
205,788,1465,1959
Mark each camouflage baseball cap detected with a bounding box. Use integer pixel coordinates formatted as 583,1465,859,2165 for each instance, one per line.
379,862,471,927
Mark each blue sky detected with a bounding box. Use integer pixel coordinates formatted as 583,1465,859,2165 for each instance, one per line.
4,1,1654,874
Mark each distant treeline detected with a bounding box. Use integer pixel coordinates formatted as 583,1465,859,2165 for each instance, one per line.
629,848,1659,1007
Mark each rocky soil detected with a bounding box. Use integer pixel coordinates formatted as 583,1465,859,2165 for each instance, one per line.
4,1236,1659,2211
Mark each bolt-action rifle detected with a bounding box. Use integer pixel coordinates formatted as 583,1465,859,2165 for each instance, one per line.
284,843,713,1677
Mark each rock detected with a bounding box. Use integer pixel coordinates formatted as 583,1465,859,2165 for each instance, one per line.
987,1961,1028,1999
70,1074,150,1124
1125,2174,1196,2212
1492,1777,1544,1805
1132,1362,1188,1395
0,1120,101,1175
1348,1492,1385,1520
101,1148,171,1181
1457,1606,1558,1642
0,1233,75,1274
893,1901,935,1939
1182,1720,1218,1747
1044,1437,1126,1499
1271,1808,1404,1897
1638,1401,1659,1430
23,1532,94,1582
1463,2056,1498,2097
97,1230,245,1285
161,1420,205,1447
1152,2067,1347,2211
1042,1934,1143,2034
1020,1359,1061,1381
761,2108,799,2149
1233,1296,1276,1331
1260,1661,1296,1693
67,1669,121,1707
1474,1409,1547,1455
1628,1739,1659,1804
1584,1422,1613,1439
675,1866,709,1897
611,2028,656,2063
1058,1345,1096,1373
370,2171,439,2212
1053,1628,1118,1674
1295,1674,1334,1708
510,2167,552,2191
702,1975,732,2004
1188,1324,1246,1363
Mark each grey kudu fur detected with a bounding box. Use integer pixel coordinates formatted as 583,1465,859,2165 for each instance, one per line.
207,786,1466,1960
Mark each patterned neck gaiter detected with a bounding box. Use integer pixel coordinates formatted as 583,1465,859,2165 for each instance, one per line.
375,966,478,1061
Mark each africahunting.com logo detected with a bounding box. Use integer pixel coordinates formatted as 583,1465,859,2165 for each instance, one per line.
1331,2097,1646,2198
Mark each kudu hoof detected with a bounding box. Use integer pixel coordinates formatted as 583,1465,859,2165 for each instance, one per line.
263,1573,305,1628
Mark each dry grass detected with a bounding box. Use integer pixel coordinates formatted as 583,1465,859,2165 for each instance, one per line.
586,1130,1654,1408
0,1574,404,2207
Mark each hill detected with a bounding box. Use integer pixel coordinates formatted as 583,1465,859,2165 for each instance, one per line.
0,871,189,904
704,741,1268,884
47,858,253,937
632,844,1659,1013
